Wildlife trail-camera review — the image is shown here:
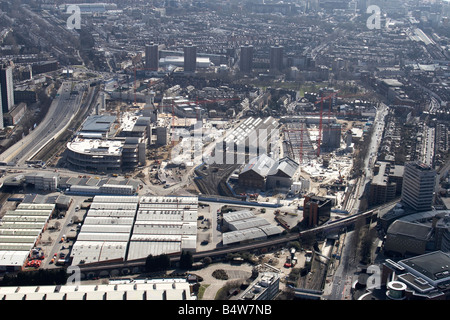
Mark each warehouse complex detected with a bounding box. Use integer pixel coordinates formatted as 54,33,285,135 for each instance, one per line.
70,196,139,265
222,210,283,246
127,196,198,260
0,194,287,270
70,196,198,265
0,203,55,271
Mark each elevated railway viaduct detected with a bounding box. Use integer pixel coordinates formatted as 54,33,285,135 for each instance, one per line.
75,209,379,280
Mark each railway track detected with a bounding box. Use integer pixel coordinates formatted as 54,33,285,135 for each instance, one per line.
77,208,381,274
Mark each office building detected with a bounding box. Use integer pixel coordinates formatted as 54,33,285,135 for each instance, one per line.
401,162,436,212
369,162,404,206
384,220,432,256
145,43,159,71
183,44,197,73
361,251,450,300
0,62,14,114
269,45,284,72
238,272,280,300
240,45,254,73
66,114,148,173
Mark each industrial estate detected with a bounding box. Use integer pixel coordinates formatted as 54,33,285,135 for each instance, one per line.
0,0,449,303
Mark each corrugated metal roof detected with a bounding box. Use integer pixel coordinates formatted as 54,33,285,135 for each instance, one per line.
127,240,180,260
79,224,132,234
228,217,270,231
222,228,267,245
76,232,130,242
267,157,299,178
223,210,255,223
240,154,276,178
70,241,127,265
83,216,134,226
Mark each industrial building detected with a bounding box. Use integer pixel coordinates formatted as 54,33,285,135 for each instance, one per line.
0,203,55,271
221,210,282,246
70,196,199,265
266,157,299,190
238,155,299,191
238,154,276,190
401,162,437,212
127,196,198,260
70,196,139,265
224,116,279,155
0,278,194,300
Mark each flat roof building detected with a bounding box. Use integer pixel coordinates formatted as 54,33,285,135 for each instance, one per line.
70,196,139,266
222,210,282,246
127,196,198,261
238,272,280,300
0,278,194,300
401,162,436,212
0,203,55,271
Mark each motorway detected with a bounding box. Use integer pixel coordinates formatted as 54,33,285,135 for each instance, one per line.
1,81,86,166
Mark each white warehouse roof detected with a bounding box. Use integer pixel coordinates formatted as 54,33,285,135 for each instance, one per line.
0,280,194,300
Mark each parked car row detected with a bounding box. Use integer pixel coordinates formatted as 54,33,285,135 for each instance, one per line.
26,259,42,268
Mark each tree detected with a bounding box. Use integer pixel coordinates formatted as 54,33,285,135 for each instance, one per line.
145,254,171,272
179,251,193,270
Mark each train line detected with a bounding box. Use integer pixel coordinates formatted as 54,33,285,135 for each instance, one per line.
77,207,382,274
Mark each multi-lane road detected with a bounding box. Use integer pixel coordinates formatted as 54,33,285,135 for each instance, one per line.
1,81,87,166
345,103,388,214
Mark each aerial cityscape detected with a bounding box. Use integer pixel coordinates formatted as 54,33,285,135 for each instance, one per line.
0,0,449,304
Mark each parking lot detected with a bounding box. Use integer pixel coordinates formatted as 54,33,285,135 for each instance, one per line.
32,195,88,270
